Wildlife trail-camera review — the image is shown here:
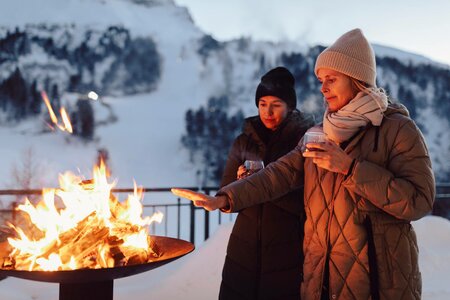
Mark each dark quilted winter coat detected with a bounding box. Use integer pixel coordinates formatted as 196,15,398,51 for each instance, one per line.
220,103,435,300
219,110,314,300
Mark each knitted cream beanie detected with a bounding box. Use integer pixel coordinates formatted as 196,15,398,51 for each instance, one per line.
315,28,376,87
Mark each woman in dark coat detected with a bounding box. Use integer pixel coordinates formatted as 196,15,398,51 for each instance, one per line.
218,67,314,300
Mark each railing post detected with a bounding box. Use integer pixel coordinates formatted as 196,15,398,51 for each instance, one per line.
204,189,210,241
190,201,195,244
177,198,181,239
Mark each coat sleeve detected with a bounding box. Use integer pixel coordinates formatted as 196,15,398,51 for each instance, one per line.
219,144,305,212
343,119,435,221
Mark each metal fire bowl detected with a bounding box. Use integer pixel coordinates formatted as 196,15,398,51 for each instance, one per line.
0,236,194,284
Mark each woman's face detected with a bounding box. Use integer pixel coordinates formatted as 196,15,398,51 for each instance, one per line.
317,68,358,112
258,95,289,131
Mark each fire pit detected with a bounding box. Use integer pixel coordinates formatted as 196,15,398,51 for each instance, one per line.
0,235,194,300
0,160,195,300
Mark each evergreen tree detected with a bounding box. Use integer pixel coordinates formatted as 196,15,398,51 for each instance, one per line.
70,110,79,136
1,68,28,120
75,99,95,140
181,96,244,184
29,80,41,114
50,84,60,110
398,86,416,119
197,34,222,59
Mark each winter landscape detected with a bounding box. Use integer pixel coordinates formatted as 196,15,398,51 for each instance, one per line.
0,0,449,299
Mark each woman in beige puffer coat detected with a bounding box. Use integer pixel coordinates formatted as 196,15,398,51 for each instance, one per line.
172,28,435,300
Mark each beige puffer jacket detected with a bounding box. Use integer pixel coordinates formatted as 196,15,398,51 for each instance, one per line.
220,103,435,300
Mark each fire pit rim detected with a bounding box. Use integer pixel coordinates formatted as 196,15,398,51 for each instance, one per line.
0,236,194,283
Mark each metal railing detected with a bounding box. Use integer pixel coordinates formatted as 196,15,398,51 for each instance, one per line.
0,187,236,246
433,183,450,219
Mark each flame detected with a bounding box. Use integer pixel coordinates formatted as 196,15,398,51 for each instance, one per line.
4,162,163,271
41,91,73,133
60,108,73,133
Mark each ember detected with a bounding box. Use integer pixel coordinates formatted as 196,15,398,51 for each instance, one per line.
1,162,163,271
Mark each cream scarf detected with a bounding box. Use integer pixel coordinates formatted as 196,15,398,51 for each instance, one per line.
323,88,388,144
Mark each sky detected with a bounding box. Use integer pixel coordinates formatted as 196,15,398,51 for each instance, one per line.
174,0,450,66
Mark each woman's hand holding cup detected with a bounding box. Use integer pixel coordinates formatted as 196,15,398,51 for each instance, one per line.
302,131,354,175
237,160,265,180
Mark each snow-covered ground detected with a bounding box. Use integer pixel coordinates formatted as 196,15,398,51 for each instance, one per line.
0,215,449,300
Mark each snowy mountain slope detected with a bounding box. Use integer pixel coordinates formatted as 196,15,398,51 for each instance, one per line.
0,0,214,195
373,44,445,67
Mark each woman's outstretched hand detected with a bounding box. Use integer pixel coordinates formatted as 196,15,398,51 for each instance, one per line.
302,141,354,175
171,188,229,211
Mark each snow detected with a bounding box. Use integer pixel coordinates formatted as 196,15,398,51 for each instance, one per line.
0,0,197,40
0,216,449,299
373,44,441,67
0,0,213,194
414,216,450,299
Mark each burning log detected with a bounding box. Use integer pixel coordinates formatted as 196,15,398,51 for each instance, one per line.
57,213,107,262
6,211,162,271
1,162,164,272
